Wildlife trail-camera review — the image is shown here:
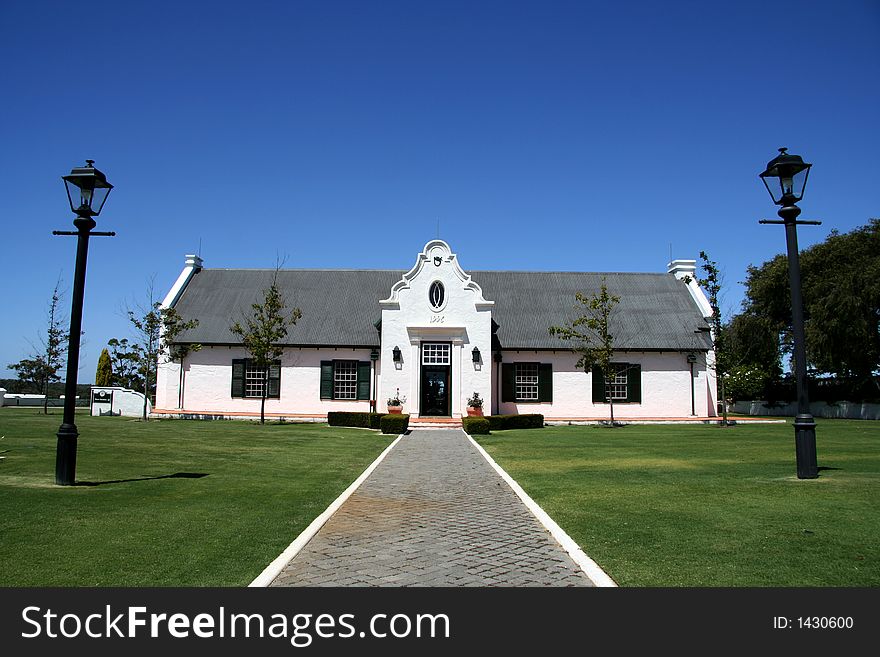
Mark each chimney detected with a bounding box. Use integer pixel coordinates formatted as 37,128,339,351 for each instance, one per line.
185,254,203,271
667,259,696,281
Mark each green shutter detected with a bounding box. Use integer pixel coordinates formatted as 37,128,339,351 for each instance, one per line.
267,361,281,399
320,361,334,399
357,361,371,400
627,364,641,403
231,359,245,398
538,363,553,402
502,363,515,402
592,367,605,403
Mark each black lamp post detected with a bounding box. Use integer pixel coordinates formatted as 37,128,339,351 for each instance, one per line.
759,147,819,479
493,351,502,415
54,160,114,486
370,348,379,412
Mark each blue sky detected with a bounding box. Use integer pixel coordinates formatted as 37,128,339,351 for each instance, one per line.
1,0,878,382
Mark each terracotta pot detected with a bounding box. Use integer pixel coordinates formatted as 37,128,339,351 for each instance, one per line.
466,407,483,417
387,406,403,414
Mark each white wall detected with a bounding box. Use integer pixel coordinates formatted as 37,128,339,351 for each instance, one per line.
90,386,152,417
156,345,375,415
379,240,493,417
495,350,715,418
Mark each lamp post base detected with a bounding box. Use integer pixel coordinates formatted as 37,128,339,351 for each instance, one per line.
793,414,818,479
55,423,78,486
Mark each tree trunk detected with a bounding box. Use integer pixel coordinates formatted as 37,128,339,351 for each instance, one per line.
260,366,268,424
721,376,729,427
142,362,151,421
178,356,185,409
42,377,49,415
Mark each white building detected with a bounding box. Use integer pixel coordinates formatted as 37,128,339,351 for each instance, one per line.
154,240,716,421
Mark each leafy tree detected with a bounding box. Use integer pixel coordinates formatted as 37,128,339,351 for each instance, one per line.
160,302,203,410
800,219,880,383
230,269,301,424
697,251,731,426
107,338,144,391
726,364,773,403
95,348,112,387
7,357,49,395
740,254,794,366
111,280,200,420
739,219,880,393
725,313,781,374
549,280,622,426
7,279,71,413
724,313,780,398
128,306,200,420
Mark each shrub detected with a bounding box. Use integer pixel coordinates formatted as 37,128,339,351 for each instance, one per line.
327,411,371,428
462,416,490,435
487,414,544,430
368,412,384,430
380,413,410,434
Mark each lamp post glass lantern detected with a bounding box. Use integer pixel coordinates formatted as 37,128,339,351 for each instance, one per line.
758,147,818,479
759,148,810,206
55,160,113,486
63,160,113,217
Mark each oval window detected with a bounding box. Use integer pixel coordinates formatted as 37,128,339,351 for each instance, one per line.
429,281,445,309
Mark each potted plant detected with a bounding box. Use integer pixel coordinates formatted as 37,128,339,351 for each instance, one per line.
466,391,484,417
387,388,406,414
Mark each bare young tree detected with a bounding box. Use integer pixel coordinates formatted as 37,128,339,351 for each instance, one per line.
230,267,301,424
549,280,623,426
7,278,72,413
697,251,731,426
118,279,200,420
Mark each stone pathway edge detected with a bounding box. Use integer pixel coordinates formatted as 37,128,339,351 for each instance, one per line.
464,431,619,588
248,433,405,588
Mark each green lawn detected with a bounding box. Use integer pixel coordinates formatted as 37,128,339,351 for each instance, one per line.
0,409,391,586
475,420,880,587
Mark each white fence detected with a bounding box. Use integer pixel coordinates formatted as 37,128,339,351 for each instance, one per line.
0,391,86,407
733,400,880,421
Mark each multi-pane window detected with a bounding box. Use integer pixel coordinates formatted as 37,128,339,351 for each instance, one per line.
515,363,539,401
607,365,628,401
592,362,641,404
232,359,281,399
501,362,552,403
422,343,451,365
320,360,371,400
245,362,267,398
333,360,358,400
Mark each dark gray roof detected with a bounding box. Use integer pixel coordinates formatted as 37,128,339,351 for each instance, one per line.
171,268,713,351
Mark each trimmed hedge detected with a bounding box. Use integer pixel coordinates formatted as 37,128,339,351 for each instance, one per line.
380,414,410,434
462,417,490,435
487,414,544,430
327,411,387,430
327,411,370,428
